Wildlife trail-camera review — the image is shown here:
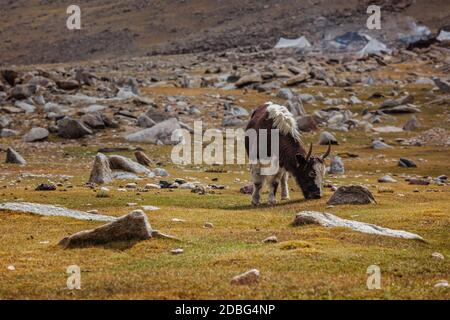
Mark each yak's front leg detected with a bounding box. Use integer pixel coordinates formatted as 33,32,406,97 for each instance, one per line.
251,165,265,206
281,171,290,201
268,170,283,205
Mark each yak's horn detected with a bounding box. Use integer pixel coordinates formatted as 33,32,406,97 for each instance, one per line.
306,143,313,161
322,143,331,160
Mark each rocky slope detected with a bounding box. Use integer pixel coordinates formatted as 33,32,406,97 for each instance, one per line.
1,0,449,65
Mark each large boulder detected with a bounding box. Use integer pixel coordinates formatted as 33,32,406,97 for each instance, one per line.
5,147,26,165
57,117,93,139
23,127,49,142
108,155,151,174
125,118,183,145
292,211,423,240
58,211,153,248
327,185,376,205
89,153,113,184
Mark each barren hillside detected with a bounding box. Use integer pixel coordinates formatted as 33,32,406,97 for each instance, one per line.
1,0,449,65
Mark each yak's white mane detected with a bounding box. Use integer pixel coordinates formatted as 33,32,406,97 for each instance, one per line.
266,102,302,142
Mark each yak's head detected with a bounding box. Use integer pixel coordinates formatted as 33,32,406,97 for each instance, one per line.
293,144,331,200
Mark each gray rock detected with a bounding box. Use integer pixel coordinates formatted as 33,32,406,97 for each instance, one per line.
235,74,262,87
277,88,294,100
292,211,423,240
319,131,338,145
9,84,37,100
56,79,80,90
372,140,393,150
327,185,376,205
378,175,397,183
0,202,114,222
297,115,318,132
1,129,18,137
108,155,151,174
403,115,420,131
231,269,260,285
15,101,35,113
398,158,417,168
432,77,450,93
329,156,345,174
81,112,106,129
5,147,26,165
125,118,182,145
23,127,49,142
137,113,156,128
57,117,93,139
89,153,113,184
58,211,153,249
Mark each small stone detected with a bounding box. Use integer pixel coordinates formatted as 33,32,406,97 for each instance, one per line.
203,222,214,229
89,153,113,184
398,158,417,168
263,236,278,243
23,127,49,142
7,265,15,271
171,248,184,255
431,252,445,260
35,183,56,191
327,185,376,205
142,205,160,211
144,183,161,190
231,269,260,285
434,280,449,288
125,183,137,189
319,131,338,145
240,184,253,194
5,147,27,165
134,150,153,166
372,140,393,150
378,175,397,183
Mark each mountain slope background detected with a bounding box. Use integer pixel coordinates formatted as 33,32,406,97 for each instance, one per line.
1,0,449,65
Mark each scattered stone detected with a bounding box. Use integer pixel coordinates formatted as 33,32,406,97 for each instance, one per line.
125,118,182,145
230,269,260,285
134,150,153,167
59,211,153,248
329,156,345,174
5,147,27,165
0,202,115,221
35,183,57,191
434,280,449,288
142,205,160,211
327,185,376,205
378,175,397,183
432,77,450,93
171,248,184,255
89,153,113,184
292,211,423,240
235,74,262,88
240,184,253,195
297,115,318,132
403,115,420,131
263,236,278,243
319,131,338,145
398,158,417,168
96,187,111,198
57,117,93,139
23,127,49,142
7,265,15,271
408,178,430,186
108,155,151,174
56,79,81,90
431,252,444,260
372,140,393,150
203,222,214,229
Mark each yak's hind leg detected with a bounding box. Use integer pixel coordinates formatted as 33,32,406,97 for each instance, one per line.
251,165,265,206
268,170,284,205
281,171,290,201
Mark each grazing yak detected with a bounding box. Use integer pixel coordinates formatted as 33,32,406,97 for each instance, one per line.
245,102,331,205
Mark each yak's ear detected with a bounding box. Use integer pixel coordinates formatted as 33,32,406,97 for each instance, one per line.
296,153,307,166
